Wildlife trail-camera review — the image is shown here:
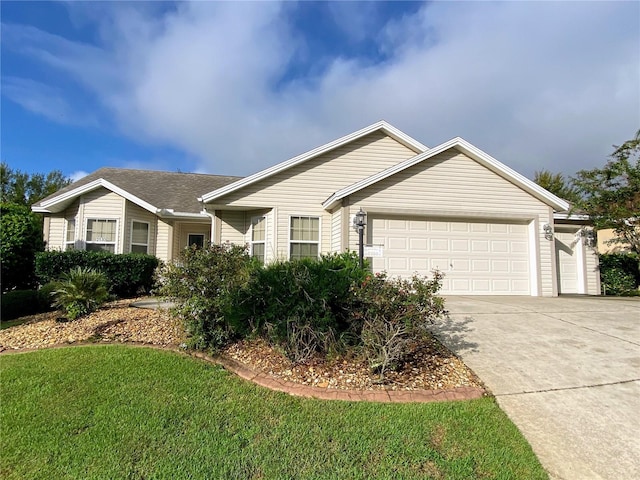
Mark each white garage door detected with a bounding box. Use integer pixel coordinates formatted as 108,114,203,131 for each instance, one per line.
370,216,531,295
555,230,579,294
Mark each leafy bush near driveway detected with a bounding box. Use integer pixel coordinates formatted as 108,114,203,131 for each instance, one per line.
35,250,160,297
351,271,446,380
51,267,110,320
599,253,640,295
156,244,255,351
229,252,369,362
159,244,446,378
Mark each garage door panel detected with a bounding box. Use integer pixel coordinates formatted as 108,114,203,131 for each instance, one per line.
430,239,449,250
410,238,428,250
511,241,528,253
491,224,509,234
388,237,408,249
471,240,490,252
556,231,579,294
491,240,509,253
472,259,490,272
451,239,469,252
370,216,530,295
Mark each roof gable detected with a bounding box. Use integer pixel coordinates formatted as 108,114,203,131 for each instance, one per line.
322,137,570,212
33,168,242,215
199,121,428,203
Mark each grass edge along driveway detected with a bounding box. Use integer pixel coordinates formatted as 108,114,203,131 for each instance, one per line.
0,345,547,480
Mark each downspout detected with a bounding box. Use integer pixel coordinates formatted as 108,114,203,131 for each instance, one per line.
201,202,216,246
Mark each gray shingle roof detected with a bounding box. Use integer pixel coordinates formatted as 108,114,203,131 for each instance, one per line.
34,167,243,213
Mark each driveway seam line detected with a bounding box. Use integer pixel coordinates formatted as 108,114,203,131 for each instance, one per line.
496,378,640,396
536,312,640,347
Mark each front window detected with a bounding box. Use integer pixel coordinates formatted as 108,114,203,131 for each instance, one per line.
187,233,205,249
86,219,117,253
131,221,149,254
65,218,76,250
290,216,319,260
251,216,266,263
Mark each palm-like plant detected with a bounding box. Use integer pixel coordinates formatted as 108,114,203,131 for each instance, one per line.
52,267,109,320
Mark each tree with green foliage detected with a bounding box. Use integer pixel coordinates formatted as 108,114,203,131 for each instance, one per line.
533,169,580,203
0,203,45,291
571,131,640,255
0,162,71,206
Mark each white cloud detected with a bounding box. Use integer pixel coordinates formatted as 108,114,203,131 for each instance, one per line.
2,76,99,127
3,1,639,178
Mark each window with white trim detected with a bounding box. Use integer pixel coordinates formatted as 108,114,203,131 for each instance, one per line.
130,220,150,254
86,219,117,253
65,218,76,250
289,216,319,260
187,233,205,249
250,216,266,263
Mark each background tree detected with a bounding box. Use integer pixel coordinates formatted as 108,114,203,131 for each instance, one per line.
1,203,45,291
571,131,640,255
1,162,71,206
0,163,72,292
533,169,580,203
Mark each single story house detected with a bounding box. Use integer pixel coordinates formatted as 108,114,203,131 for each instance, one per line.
33,121,600,296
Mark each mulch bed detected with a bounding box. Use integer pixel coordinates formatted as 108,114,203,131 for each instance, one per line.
0,300,484,392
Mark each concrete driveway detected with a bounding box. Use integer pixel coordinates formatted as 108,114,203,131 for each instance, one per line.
432,295,640,480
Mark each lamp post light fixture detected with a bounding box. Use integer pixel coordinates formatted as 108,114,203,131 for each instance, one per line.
354,208,367,268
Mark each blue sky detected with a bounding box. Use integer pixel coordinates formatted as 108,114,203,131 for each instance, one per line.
2,1,639,182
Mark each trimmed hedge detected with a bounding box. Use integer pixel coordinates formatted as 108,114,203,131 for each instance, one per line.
599,253,640,296
35,250,160,298
1,289,54,321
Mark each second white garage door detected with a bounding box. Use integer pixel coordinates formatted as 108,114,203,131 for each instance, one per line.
369,216,531,295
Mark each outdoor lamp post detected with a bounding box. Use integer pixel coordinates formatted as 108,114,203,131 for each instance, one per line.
354,208,367,268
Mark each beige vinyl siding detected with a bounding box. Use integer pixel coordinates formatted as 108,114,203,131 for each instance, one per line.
124,202,157,255
47,216,65,250
331,208,342,252
212,132,416,258
81,188,125,253
347,150,556,296
156,220,173,262
219,210,247,245
585,243,600,295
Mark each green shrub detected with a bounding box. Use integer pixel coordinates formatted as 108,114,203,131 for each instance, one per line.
230,252,369,362
35,250,160,297
156,244,255,351
51,267,109,320
599,253,640,295
0,290,42,321
351,271,446,380
0,203,44,292
37,282,58,311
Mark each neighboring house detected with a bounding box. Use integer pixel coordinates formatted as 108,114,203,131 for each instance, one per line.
596,228,637,254
33,121,600,296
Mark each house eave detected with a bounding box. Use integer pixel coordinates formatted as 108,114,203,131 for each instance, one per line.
32,178,159,214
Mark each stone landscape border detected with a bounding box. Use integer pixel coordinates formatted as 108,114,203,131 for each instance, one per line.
2,342,486,403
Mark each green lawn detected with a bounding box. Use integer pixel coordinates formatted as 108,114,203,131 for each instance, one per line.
0,346,547,479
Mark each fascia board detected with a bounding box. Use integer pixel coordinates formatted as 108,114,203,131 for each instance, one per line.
323,137,571,212
38,178,159,214
200,121,428,203
554,212,590,221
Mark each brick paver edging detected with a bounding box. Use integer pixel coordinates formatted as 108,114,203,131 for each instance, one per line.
1,343,485,403
191,351,486,403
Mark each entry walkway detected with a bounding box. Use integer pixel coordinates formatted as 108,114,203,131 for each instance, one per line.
433,295,640,480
